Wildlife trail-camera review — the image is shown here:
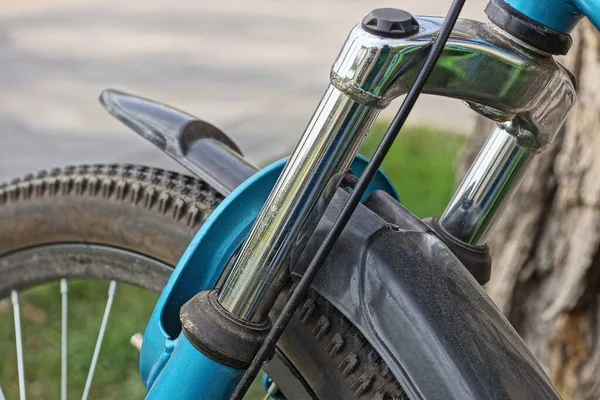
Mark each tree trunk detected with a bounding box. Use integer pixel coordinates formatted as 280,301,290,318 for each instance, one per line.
463,20,600,400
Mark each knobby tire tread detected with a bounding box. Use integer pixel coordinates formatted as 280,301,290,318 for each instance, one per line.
0,164,406,400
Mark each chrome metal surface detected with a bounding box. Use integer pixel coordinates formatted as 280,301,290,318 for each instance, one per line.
130,333,144,352
440,123,535,244
262,382,279,400
332,17,576,150
217,15,577,322
218,85,379,321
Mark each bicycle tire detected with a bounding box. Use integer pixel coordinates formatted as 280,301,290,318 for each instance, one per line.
0,164,406,400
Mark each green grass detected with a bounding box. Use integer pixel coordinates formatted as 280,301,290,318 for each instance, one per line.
0,123,466,399
0,282,266,399
359,123,467,218
0,281,159,399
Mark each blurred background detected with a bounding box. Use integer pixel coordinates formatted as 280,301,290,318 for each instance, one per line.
0,0,488,181
11,0,583,399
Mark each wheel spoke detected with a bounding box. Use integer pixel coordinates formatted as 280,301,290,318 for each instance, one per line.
11,291,26,400
81,281,117,400
60,279,68,400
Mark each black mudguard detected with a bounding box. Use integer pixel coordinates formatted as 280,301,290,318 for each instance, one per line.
100,90,258,196
102,91,559,399
293,191,560,400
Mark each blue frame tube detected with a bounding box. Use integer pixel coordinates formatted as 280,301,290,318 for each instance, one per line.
145,335,245,400
501,0,600,43
574,0,600,30
505,0,583,33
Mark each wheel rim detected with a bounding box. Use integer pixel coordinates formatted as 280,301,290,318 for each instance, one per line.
0,244,172,297
0,244,310,400
0,244,169,400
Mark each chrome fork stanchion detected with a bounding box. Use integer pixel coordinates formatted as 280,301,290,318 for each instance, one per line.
216,12,577,323
217,85,380,322
440,123,536,245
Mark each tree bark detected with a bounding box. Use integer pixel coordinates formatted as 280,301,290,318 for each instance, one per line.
463,20,600,400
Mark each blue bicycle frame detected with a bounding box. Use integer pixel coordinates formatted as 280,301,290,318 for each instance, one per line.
102,1,600,399
507,0,591,33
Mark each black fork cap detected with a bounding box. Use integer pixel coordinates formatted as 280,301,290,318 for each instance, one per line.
362,8,420,38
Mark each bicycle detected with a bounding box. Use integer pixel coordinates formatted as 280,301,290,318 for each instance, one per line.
0,0,593,398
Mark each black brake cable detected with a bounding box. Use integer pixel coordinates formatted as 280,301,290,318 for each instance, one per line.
230,1,466,398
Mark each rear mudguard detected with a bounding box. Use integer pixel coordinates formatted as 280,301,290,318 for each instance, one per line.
101,92,559,399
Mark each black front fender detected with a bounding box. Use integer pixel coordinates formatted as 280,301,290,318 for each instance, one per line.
294,191,559,400
101,91,559,399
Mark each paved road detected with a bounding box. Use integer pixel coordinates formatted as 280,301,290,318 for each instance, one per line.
0,0,488,181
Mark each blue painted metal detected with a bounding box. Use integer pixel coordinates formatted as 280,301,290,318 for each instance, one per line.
573,0,600,30
145,335,245,400
491,0,600,47
353,154,399,201
505,0,583,33
262,374,273,392
139,158,284,389
140,156,397,396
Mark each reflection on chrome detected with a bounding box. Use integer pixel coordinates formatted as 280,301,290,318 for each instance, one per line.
440,123,535,245
217,15,577,322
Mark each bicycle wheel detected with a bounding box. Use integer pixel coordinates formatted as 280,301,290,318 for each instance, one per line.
0,164,405,399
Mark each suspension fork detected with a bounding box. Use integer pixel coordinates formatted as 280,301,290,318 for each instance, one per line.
217,86,380,321
143,8,576,400
216,16,576,322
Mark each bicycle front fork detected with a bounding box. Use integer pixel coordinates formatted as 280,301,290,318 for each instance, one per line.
143,7,575,400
